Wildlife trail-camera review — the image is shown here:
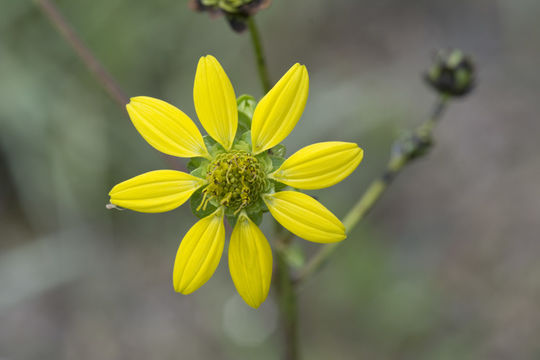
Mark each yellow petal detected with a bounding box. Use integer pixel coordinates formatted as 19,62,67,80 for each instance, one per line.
109,170,206,213
126,96,210,158
193,55,238,150
173,208,225,294
269,142,364,190
229,213,272,308
251,63,309,154
263,191,345,243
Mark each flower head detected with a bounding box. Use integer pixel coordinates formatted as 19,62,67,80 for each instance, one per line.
108,55,364,308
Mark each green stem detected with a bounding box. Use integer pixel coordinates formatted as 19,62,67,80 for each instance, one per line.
247,17,271,93
295,96,449,284
275,234,299,360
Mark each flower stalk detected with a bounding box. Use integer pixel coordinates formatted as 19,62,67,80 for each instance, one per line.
247,17,272,93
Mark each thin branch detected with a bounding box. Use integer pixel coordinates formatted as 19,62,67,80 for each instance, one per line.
295,96,450,284
247,17,271,93
36,0,128,107
36,0,185,171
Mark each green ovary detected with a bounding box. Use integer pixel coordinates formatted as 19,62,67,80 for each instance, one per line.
202,151,266,213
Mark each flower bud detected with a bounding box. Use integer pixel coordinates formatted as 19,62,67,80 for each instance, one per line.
189,0,271,33
425,50,475,97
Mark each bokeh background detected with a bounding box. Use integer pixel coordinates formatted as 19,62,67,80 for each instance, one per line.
1,0,540,359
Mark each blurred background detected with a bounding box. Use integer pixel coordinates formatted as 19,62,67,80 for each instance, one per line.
1,0,540,359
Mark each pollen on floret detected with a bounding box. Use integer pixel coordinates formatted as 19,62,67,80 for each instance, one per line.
198,151,266,214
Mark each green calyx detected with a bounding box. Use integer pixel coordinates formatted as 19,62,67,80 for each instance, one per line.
199,151,267,213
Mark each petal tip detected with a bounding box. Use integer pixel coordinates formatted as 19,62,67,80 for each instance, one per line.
173,280,193,295
333,233,347,243
127,96,150,106
125,101,134,112
246,299,264,309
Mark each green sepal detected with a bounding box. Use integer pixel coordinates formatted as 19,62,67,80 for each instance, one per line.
187,149,211,179
267,145,286,172
237,94,257,133
232,130,252,152
187,157,204,172
247,211,263,226
270,156,285,172
190,188,217,219
202,134,225,158
187,156,211,179
226,209,263,230
255,151,273,174
237,94,256,118
190,164,209,179
269,144,286,158
239,129,253,147
238,112,251,135
271,179,288,192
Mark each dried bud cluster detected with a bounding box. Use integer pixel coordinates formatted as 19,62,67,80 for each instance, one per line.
189,0,271,32
425,50,475,97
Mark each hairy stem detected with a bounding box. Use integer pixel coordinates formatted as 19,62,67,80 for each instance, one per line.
247,17,271,93
35,0,128,107
295,96,449,284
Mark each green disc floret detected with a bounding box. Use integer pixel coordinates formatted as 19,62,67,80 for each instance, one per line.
200,151,267,214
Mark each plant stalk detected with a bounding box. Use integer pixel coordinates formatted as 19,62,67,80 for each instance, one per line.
247,17,272,93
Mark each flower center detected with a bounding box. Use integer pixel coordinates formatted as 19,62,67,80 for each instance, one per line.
201,151,266,213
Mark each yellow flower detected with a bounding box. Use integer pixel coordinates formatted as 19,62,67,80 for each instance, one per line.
108,55,364,308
